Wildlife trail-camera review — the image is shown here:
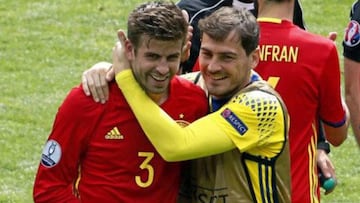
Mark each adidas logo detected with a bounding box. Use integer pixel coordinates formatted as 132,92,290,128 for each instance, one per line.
105,127,124,140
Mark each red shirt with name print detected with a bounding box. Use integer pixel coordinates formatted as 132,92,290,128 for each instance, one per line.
256,18,346,203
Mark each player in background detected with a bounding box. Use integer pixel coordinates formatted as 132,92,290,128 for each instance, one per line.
255,0,349,202
343,0,360,148
33,2,208,202
113,7,292,202
177,0,306,73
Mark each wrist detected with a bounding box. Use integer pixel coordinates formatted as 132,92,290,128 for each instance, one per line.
317,141,331,154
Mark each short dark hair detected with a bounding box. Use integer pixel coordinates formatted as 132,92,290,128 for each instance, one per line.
127,1,188,51
198,7,259,55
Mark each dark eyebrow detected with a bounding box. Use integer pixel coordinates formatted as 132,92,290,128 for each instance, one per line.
168,52,181,57
144,51,181,58
201,47,237,56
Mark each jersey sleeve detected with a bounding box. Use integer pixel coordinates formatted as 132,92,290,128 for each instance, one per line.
216,89,287,157
33,87,103,203
343,1,360,62
319,44,347,126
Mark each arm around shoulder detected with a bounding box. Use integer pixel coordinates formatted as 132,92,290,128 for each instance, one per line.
115,70,235,161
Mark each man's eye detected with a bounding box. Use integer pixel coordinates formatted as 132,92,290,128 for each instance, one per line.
201,52,212,58
168,55,180,61
222,55,235,61
146,55,159,60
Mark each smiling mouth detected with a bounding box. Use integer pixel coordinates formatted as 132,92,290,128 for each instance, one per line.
209,74,227,80
151,74,169,82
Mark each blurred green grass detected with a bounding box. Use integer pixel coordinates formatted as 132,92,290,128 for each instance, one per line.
0,0,358,202
0,0,143,202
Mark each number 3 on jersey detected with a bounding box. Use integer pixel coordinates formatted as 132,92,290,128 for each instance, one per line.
135,152,154,188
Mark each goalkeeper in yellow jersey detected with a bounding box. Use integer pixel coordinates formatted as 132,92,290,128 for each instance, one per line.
112,7,291,203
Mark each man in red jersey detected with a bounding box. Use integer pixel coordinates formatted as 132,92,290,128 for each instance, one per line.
255,0,349,202
32,2,208,202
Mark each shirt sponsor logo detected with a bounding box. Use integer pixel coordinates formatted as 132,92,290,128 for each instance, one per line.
41,139,61,168
221,108,248,135
344,20,360,47
105,127,124,140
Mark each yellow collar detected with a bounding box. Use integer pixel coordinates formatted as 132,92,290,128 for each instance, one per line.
257,17,282,24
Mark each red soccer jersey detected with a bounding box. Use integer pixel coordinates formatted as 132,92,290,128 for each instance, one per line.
256,19,346,203
33,76,208,203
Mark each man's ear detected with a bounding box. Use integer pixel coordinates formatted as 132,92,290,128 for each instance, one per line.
117,29,134,60
250,47,260,69
124,40,134,60
182,9,189,22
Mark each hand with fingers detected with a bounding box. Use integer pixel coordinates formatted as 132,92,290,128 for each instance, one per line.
81,61,113,103
317,149,337,195
81,29,130,104
181,10,193,63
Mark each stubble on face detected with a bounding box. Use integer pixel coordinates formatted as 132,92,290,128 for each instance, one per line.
130,36,183,104
199,32,253,99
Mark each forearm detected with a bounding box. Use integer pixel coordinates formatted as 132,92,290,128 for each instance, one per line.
344,57,360,147
346,95,360,147
116,70,235,161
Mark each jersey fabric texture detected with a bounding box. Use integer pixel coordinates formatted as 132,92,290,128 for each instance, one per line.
116,70,292,203
343,0,360,62
33,77,208,203
256,18,347,203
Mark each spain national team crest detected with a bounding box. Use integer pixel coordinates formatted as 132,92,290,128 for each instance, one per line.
344,20,360,47
175,113,190,127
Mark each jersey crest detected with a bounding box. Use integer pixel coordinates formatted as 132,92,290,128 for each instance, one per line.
175,120,191,127
41,139,62,168
344,20,360,47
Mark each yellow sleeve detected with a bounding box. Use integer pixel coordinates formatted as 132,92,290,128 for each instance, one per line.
115,70,235,161
219,89,287,157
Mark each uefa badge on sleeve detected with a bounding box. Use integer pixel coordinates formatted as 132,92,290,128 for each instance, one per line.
344,20,360,47
41,139,62,168
221,108,248,135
